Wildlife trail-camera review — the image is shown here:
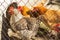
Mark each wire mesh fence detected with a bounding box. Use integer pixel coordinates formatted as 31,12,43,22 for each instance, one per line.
0,0,60,40
0,0,41,40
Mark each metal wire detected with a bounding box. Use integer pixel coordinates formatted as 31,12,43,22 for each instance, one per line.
0,0,41,40
0,0,60,40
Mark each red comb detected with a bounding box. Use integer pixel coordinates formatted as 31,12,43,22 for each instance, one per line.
17,6,23,12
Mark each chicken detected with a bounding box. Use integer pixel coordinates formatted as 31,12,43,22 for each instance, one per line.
10,17,40,40
27,8,40,18
6,2,23,30
6,2,18,32
35,3,47,14
3,2,19,40
22,6,30,17
27,4,47,18
44,10,57,23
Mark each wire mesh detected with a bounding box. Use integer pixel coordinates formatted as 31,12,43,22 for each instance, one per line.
0,0,60,40
0,0,41,40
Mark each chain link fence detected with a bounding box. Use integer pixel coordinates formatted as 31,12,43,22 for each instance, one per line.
0,0,60,40
0,0,41,40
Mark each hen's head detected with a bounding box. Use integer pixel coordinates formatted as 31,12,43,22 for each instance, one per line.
7,2,18,15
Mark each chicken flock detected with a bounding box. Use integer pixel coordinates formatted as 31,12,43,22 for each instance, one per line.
2,1,60,40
